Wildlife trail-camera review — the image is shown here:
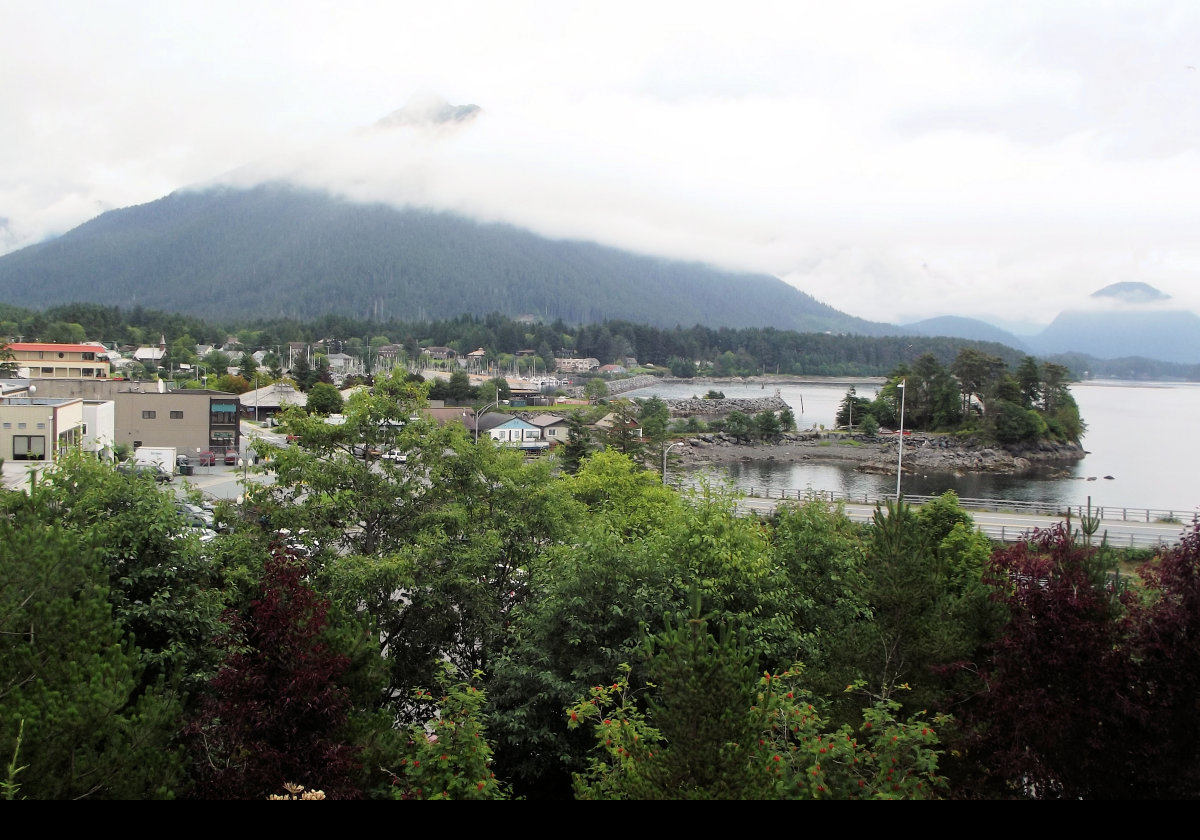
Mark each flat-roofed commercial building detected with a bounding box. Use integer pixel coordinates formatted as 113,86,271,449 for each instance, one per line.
8,343,111,379
115,390,241,455
0,397,85,461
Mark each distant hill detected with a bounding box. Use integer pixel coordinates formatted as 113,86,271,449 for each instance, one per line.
901,316,1029,351
0,184,890,334
1029,308,1200,364
909,285,1200,365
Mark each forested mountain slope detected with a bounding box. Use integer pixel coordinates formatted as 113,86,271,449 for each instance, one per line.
0,184,890,334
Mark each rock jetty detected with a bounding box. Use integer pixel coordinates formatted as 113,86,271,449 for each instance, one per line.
665,395,791,417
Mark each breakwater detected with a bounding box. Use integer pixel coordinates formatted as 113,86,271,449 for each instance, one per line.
665,395,791,417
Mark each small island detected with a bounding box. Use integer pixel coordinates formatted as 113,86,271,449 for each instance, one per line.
662,351,1087,477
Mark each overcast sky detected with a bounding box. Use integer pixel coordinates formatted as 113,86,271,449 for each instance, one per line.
3,1,1199,328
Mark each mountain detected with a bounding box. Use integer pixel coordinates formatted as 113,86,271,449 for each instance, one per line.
0,184,890,334
1090,281,1170,304
1030,308,1200,363
900,315,1029,350
906,285,1200,365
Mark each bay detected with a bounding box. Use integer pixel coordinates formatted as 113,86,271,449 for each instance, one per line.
622,379,1200,517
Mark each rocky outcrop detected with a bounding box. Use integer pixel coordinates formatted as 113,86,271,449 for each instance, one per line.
858,435,1084,475
675,432,1085,476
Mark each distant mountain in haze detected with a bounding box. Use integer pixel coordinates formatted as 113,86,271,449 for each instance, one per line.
0,184,890,334
1030,307,1200,363
374,94,482,129
901,315,1030,351
1090,281,1170,304
902,283,1198,365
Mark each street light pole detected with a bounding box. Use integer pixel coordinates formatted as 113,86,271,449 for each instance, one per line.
473,397,501,444
895,378,907,501
662,441,684,485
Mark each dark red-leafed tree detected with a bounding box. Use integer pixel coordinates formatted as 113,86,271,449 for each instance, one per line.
186,551,362,799
954,522,1200,799
953,524,1134,798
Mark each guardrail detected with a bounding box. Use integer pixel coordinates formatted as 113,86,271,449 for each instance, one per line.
739,486,1197,527
733,492,1186,549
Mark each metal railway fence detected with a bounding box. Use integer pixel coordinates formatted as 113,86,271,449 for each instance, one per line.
730,487,1195,549
739,485,1195,524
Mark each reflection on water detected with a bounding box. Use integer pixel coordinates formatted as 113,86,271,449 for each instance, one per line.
685,458,1087,508
628,379,1200,514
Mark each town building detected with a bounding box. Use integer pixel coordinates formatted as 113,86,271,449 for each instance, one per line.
115,389,241,455
7,342,111,379
0,396,86,461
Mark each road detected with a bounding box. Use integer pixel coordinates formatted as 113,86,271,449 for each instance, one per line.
173,420,285,501
736,497,1188,549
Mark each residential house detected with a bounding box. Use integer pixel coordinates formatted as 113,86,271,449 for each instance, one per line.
593,412,643,439
528,413,570,445
467,412,547,450
374,344,404,371
465,347,488,374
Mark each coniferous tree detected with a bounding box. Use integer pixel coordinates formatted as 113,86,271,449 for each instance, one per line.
559,412,592,475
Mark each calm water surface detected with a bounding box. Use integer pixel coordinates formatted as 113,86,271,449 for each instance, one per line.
623,379,1200,515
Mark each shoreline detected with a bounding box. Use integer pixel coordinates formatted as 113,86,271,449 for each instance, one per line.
670,432,1086,477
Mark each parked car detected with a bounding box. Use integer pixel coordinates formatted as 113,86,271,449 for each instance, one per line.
195,450,216,466
176,453,190,467
117,463,172,483
176,502,214,529
224,450,239,466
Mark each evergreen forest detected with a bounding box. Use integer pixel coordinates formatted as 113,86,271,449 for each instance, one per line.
3,302,1196,381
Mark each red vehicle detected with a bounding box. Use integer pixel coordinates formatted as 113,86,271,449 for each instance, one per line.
224,450,239,466
195,450,216,466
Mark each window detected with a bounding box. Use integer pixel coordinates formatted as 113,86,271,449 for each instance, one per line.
170,410,184,419
41,367,52,374
142,410,157,419
82,352,95,360
12,435,45,460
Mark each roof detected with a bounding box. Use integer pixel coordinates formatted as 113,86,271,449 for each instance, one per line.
528,413,569,428
239,383,307,408
473,412,537,433
425,407,472,427
8,342,107,354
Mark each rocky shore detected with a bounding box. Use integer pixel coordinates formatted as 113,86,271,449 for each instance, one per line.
673,431,1086,476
